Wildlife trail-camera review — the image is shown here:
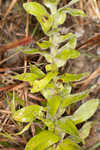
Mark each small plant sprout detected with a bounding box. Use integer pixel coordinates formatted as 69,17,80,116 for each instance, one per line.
13,0,99,150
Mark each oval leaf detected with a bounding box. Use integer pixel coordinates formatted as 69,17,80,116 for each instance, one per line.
20,46,46,54
61,89,90,108
13,105,44,122
79,121,92,140
59,7,86,17
37,40,51,49
55,49,80,67
47,95,62,118
23,2,53,33
54,12,66,26
13,73,42,86
56,138,82,150
56,119,79,137
25,130,60,150
30,64,45,78
59,72,89,83
72,99,99,124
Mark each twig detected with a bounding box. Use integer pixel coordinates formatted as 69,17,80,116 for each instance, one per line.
28,93,46,102
77,67,100,91
25,0,32,37
0,110,11,114
0,51,20,65
4,0,18,19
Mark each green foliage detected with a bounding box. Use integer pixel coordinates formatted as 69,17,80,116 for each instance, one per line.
59,8,86,17
56,138,82,150
37,40,51,49
12,0,99,149
31,72,57,93
25,130,60,150
47,95,61,118
66,0,80,6
72,99,99,124
13,105,44,122
23,2,53,33
59,72,89,83
58,99,98,126
54,48,80,67
55,119,80,138
79,121,92,141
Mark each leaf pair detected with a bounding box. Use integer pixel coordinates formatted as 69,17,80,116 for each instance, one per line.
23,1,85,34
25,131,82,150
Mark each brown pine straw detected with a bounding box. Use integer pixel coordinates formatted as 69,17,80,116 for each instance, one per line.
0,109,11,114
80,67,100,89
4,0,18,19
25,0,32,37
28,93,46,102
0,36,34,53
75,67,100,92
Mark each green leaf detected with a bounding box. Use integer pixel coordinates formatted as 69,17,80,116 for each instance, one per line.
13,105,44,122
79,121,92,140
43,0,60,14
59,72,89,83
59,8,86,17
23,2,53,33
55,49,80,67
37,40,51,49
43,0,60,6
56,33,73,44
30,64,45,78
19,46,46,54
41,82,55,99
13,73,42,86
56,119,79,137
72,99,99,124
61,35,77,50
56,138,82,150
53,12,66,26
67,0,80,6
31,72,57,93
61,89,90,108
47,146,56,150
25,130,60,150
47,95,62,118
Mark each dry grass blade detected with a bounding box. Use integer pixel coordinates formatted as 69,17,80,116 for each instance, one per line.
0,51,20,65
25,0,32,37
4,0,18,19
89,0,100,21
0,36,34,53
77,34,100,50
78,67,100,91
